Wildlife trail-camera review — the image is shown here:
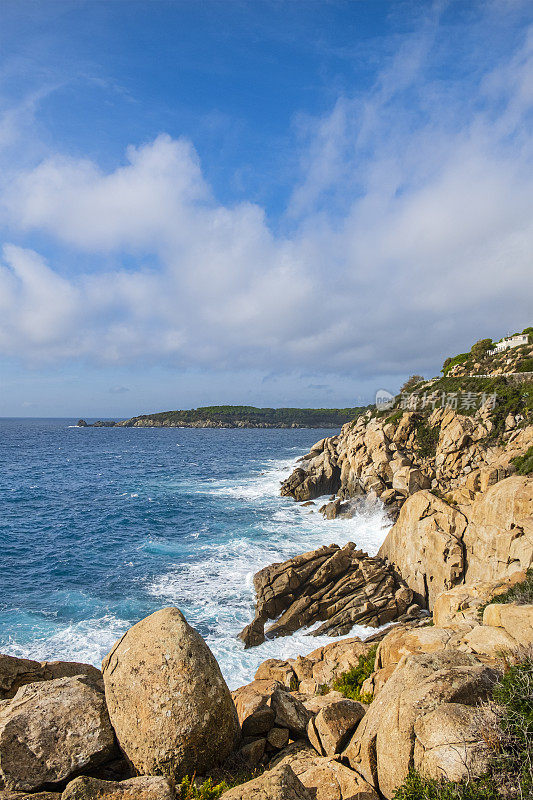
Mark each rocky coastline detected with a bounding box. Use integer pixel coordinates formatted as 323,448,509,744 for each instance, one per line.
2,372,533,800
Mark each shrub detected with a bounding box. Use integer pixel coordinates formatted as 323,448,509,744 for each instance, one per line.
415,419,439,458
401,375,425,393
442,352,470,375
470,338,493,360
392,770,499,800
517,358,533,373
485,568,533,608
332,645,377,702
512,446,533,475
385,410,403,425
177,776,229,800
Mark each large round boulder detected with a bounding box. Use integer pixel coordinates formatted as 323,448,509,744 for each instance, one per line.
101,607,240,778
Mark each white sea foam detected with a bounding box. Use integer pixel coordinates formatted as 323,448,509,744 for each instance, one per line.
147,455,392,689
4,614,130,666
3,447,392,688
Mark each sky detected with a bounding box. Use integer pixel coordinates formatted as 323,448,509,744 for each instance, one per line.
0,0,532,417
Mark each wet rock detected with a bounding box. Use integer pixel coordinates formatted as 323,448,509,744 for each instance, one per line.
239,543,412,647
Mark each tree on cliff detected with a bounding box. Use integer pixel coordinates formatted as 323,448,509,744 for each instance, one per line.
470,338,493,360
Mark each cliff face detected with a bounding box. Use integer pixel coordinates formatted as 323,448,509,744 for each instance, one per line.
281,404,531,514
281,402,533,608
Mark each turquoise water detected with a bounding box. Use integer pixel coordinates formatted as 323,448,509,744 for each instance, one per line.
0,419,390,688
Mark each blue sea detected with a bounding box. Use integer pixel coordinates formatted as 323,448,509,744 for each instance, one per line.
0,418,390,688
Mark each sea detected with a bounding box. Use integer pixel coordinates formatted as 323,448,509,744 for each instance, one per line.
0,418,391,689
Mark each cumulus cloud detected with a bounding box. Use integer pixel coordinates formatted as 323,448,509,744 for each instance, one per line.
0,11,532,378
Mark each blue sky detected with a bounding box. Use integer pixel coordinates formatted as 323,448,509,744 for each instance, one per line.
0,0,532,417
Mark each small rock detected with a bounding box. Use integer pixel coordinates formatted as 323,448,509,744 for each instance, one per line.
271,688,311,736
267,727,290,749
222,764,311,800
312,699,365,756
61,776,175,799
238,738,266,766
241,706,275,737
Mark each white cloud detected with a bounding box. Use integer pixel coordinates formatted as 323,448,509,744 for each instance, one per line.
0,14,532,378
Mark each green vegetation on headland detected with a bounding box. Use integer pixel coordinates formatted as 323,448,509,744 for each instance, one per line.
441,326,533,377
80,405,369,429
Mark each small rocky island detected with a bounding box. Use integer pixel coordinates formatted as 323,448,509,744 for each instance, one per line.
78,405,368,429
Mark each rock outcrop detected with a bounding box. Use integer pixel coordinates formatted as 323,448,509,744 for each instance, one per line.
0,675,116,792
281,404,532,517
0,654,103,700
239,543,413,647
378,476,533,608
102,607,240,779
272,743,379,800
343,651,498,799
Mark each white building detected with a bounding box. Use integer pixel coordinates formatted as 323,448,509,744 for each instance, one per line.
491,334,529,354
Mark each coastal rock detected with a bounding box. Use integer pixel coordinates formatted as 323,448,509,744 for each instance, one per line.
270,688,310,736
0,654,102,700
482,602,533,644
221,764,311,800
0,675,116,792
308,699,365,756
102,607,240,779
378,491,467,607
254,659,297,688
231,679,281,727
272,743,379,800
280,403,532,522
343,651,498,799
0,793,60,799
61,776,175,799
241,706,276,737
413,703,496,783
237,738,266,766
376,624,453,669
238,543,412,647
462,477,533,583
432,572,527,627
281,439,341,501
267,726,290,749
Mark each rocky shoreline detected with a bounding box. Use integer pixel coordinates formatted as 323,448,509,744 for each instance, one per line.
2,388,532,800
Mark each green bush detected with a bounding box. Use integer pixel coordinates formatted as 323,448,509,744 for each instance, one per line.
442,353,470,375
385,410,403,425
517,357,533,373
484,568,533,609
415,419,439,458
470,338,493,360
177,776,229,800
332,645,377,702
512,446,533,475
392,770,499,800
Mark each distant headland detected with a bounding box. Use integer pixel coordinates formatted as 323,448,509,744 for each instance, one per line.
77,405,369,429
